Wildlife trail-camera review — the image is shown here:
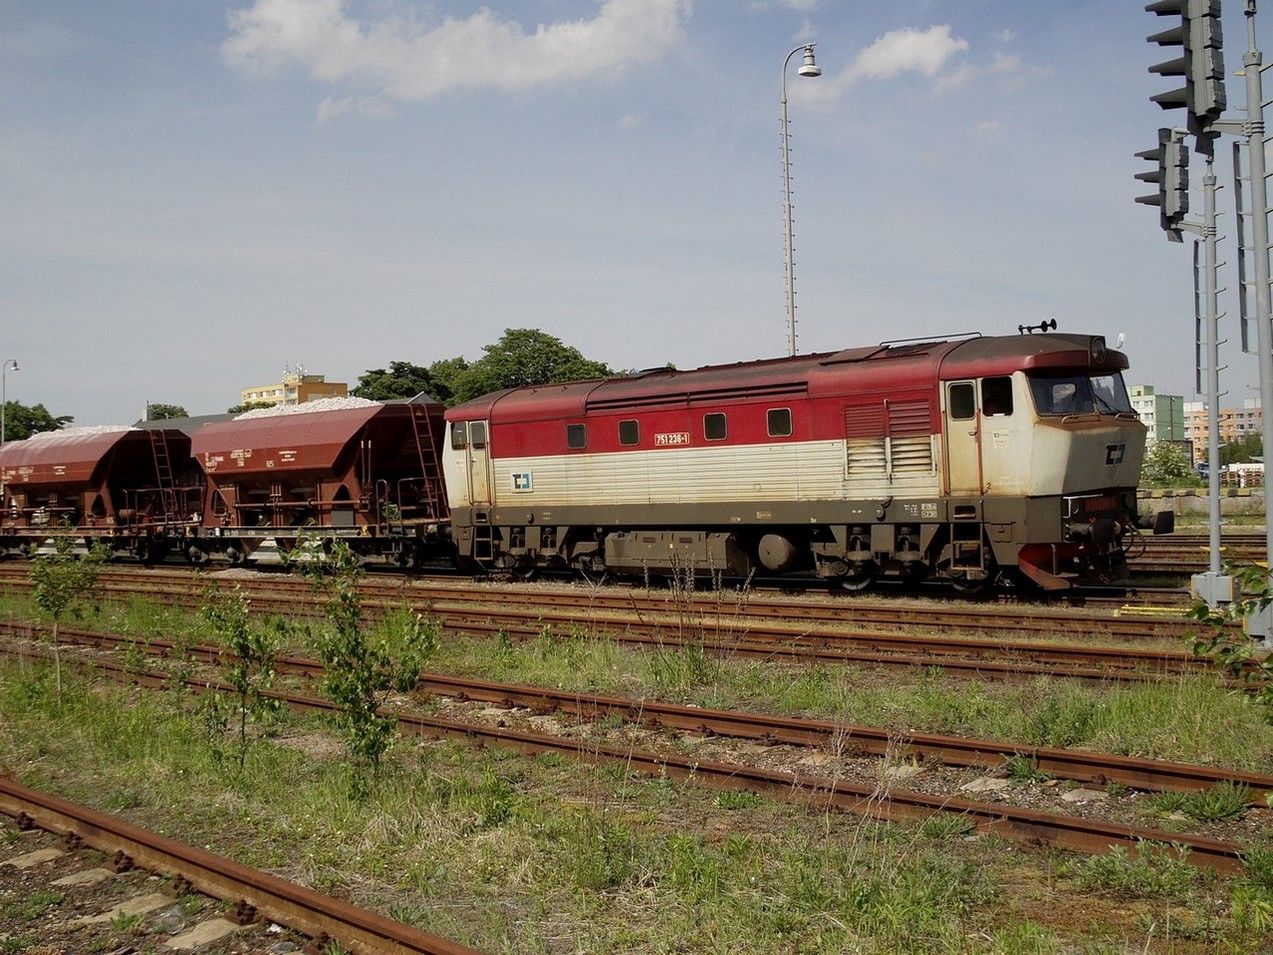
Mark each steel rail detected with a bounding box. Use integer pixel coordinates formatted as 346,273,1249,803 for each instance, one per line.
0,602,1218,685
3,646,1246,875
0,571,1235,680
0,777,478,955
0,564,1202,638
11,621,1267,801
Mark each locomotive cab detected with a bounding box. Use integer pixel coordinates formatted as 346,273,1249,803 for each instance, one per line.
939,335,1164,589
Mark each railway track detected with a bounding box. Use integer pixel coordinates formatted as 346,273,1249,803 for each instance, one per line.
11,620,1269,803
0,776,476,954
0,564,1203,635
1129,532,1268,575
3,644,1251,876
0,570,1244,685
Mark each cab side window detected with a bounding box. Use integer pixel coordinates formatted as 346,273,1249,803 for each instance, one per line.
981,377,1013,417
949,383,976,420
469,421,487,449
451,422,468,449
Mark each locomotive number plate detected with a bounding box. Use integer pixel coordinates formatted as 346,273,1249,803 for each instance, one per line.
655,432,690,447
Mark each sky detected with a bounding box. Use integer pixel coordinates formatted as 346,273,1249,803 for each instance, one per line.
1,0,1267,425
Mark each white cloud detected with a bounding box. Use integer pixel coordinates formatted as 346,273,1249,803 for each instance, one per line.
933,51,1036,95
222,0,689,101
793,17,816,43
316,95,394,124
618,113,641,129
794,25,968,107
991,28,1015,44
977,119,1003,132
782,0,820,9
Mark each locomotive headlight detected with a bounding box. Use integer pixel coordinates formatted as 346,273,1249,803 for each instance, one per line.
1090,336,1107,364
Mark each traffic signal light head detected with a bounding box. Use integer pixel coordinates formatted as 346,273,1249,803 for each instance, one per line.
1146,0,1226,155
1135,127,1190,241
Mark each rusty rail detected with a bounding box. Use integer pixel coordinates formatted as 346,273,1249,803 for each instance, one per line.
6,620,1267,802
0,572,1245,686
0,643,1252,874
0,777,478,955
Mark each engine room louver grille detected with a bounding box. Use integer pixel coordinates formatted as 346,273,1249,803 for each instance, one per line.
844,399,934,481
586,382,808,413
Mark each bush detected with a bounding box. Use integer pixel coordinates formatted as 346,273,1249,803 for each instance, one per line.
1141,442,1203,488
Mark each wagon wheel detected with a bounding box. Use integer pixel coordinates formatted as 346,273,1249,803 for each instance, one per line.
834,566,874,593
948,570,991,595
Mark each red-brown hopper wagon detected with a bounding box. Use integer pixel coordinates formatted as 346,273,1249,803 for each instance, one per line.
0,425,196,560
187,398,448,566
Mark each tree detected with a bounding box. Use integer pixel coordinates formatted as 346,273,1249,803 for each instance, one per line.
145,403,188,420
448,329,612,405
352,362,437,402
294,539,439,790
226,400,276,414
1140,442,1202,488
1,402,72,441
200,585,279,769
30,540,105,698
1221,434,1263,466
426,356,470,405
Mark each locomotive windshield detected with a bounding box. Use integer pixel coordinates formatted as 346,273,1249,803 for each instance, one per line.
1028,371,1133,416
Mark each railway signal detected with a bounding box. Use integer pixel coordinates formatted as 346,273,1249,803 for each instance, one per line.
1145,0,1226,154
1135,127,1190,241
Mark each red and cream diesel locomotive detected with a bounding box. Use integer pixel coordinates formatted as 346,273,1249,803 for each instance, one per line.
443,331,1172,591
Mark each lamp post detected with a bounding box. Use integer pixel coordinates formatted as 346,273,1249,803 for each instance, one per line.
1,359,16,446
781,43,822,357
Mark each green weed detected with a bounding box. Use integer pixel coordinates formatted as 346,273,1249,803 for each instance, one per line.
0,889,61,922
1004,754,1053,783
714,789,762,810
1149,782,1251,822
1068,842,1200,897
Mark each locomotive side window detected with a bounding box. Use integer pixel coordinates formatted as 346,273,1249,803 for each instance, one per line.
567,423,587,449
618,419,639,446
451,422,468,449
469,421,487,449
981,377,1013,416
949,382,976,420
704,413,727,440
767,408,793,437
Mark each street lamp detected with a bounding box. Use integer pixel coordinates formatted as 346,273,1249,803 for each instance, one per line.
1,359,18,446
781,43,822,357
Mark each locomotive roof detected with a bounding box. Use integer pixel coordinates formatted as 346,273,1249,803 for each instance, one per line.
447,332,1127,422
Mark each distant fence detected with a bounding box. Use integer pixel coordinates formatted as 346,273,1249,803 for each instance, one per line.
1140,487,1260,498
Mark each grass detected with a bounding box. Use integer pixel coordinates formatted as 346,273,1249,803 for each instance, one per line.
1148,782,1253,823
6,659,1260,952
1067,842,1202,898
0,889,62,922
0,660,1020,952
0,588,1269,772
452,626,1273,771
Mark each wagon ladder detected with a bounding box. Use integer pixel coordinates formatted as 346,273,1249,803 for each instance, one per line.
408,406,445,520
147,430,178,518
